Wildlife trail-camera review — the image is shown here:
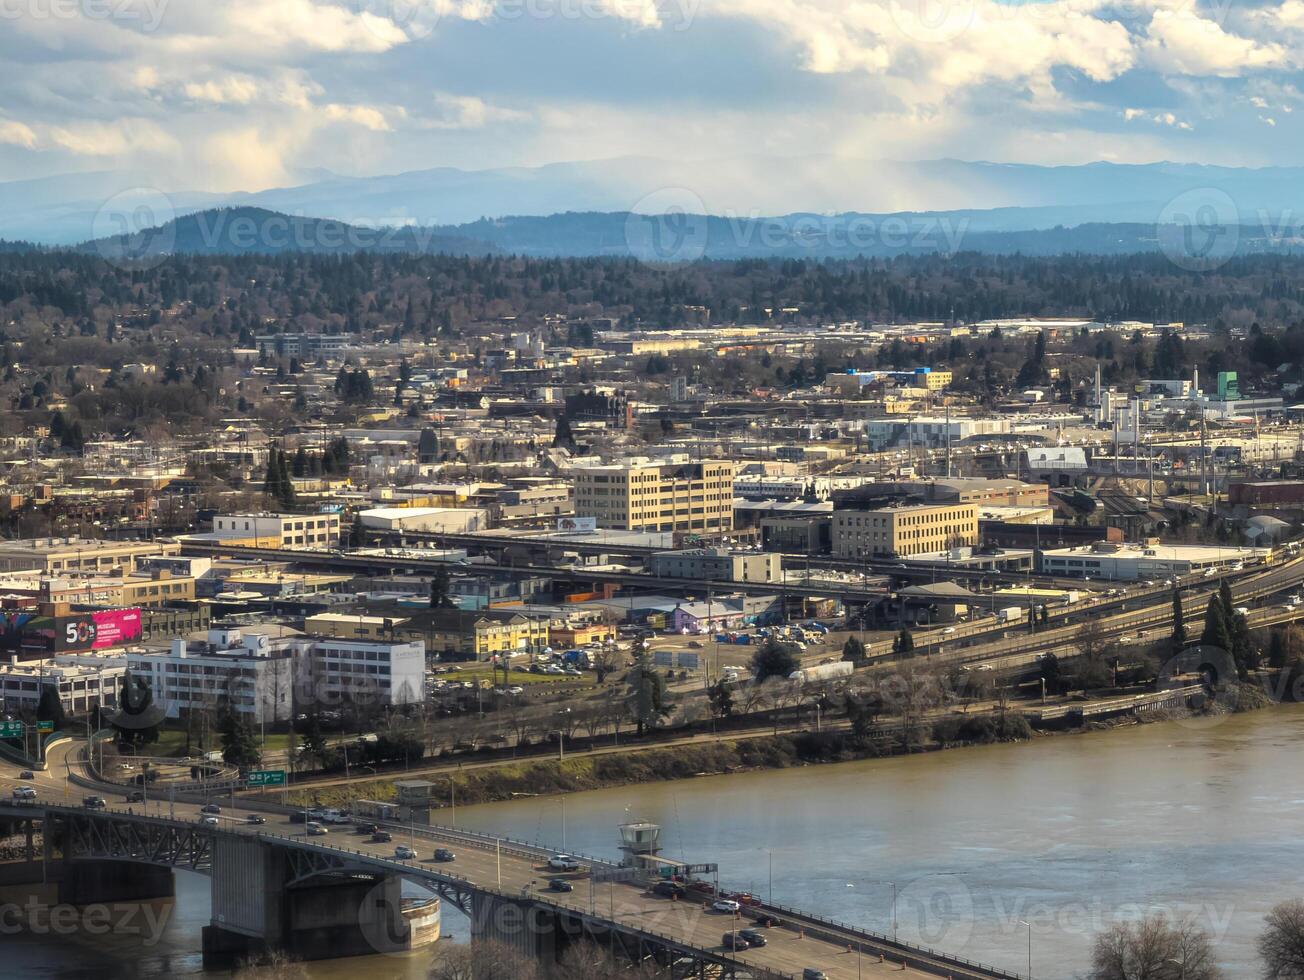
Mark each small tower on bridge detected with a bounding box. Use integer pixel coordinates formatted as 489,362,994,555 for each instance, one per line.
618,819,661,867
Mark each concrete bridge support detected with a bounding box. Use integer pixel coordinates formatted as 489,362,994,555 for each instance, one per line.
203,834,413,967
57,860,174,906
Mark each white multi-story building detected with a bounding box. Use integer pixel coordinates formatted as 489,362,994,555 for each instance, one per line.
127,626,425,724
865,417,1010,451
0,654,125,717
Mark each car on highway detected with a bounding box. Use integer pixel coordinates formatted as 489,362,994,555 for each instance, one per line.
199,815,219,827
722,932,750,950
738,928,768,947
126,791,145,803
245,814,267,825
434,848,456,862
372,830,394,843
11,787,36,801
547,854,581,871
547,878,573,892
201,803,222,815
394,845,417,860
941,627,956,635
356,822,379,835
652,881,687,899
803,970,829,980
82,796,106,810
18,770,33,780
506,686,525,696
306,822,328,836
712,899,741,914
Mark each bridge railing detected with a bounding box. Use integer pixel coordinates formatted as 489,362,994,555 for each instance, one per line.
749,898,1028,980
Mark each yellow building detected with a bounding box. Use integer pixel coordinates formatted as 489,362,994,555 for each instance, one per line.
917,370,952,391
572,460,735,533
400,608,550,660
832,503,978,559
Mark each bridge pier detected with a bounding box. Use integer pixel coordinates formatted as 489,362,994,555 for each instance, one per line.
204,834,422,968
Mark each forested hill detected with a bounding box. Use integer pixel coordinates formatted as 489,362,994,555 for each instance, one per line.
5,249,1304,330
79,207,499,259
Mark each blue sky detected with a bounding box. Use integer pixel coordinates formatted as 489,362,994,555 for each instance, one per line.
0,0,1298,195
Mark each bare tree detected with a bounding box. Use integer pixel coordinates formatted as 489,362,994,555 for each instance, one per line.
1090,914,1223,980
428,940,542,980
1259,899,1304,979
232,951,310,980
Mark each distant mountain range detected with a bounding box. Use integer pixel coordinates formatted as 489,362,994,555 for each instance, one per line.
5,156,1304,248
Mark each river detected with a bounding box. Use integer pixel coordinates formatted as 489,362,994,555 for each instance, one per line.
19,705,1304,977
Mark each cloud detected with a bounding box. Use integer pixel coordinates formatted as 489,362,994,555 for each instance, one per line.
1141,9,1284,77
324,103,395,131
426,93,529,129
0,121,37,149
1124,108,1192,130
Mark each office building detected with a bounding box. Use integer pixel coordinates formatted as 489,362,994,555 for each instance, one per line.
832,503,978,559
572,460,735,533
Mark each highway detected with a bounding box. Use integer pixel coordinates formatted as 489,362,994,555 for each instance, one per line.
0,742,1020,980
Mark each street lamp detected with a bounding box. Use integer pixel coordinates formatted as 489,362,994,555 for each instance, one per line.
1018,919,1033,978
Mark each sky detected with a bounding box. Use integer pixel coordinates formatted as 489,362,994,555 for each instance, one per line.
0,0,1300,195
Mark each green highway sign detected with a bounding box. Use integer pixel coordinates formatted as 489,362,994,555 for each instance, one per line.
36,720,54,735
0,721,23,738
247,770,286,788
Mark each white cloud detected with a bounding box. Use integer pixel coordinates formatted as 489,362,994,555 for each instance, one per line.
426,93,529,130
1141,9,1284,77
1123,107,1192,129
324,103,395,131
0,121,37,149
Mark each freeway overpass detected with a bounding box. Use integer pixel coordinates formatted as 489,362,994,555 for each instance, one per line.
0,743,1025,980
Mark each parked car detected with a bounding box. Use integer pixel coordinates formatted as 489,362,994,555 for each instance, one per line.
547,878,574,892
245,814,267,825
372,830,394,843
306,822,328,836
394,845,417,860
722,932,750,950
738,929,768,947
548,854,581,871
434,848,456,862
652,881,686,899
712,899,741,914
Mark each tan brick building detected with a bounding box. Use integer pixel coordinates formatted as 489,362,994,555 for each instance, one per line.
833,503,978,559
572,460,735,533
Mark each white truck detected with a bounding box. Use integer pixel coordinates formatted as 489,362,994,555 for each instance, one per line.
996,606,1025,624
788,661,854,684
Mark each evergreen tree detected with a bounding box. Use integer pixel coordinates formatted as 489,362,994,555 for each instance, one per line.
1202,597,1232,653
553,415,575,449
429,568,455,609
218,701,262,769
842,635,866,664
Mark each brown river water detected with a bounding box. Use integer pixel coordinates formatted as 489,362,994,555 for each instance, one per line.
16,704,1304,978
